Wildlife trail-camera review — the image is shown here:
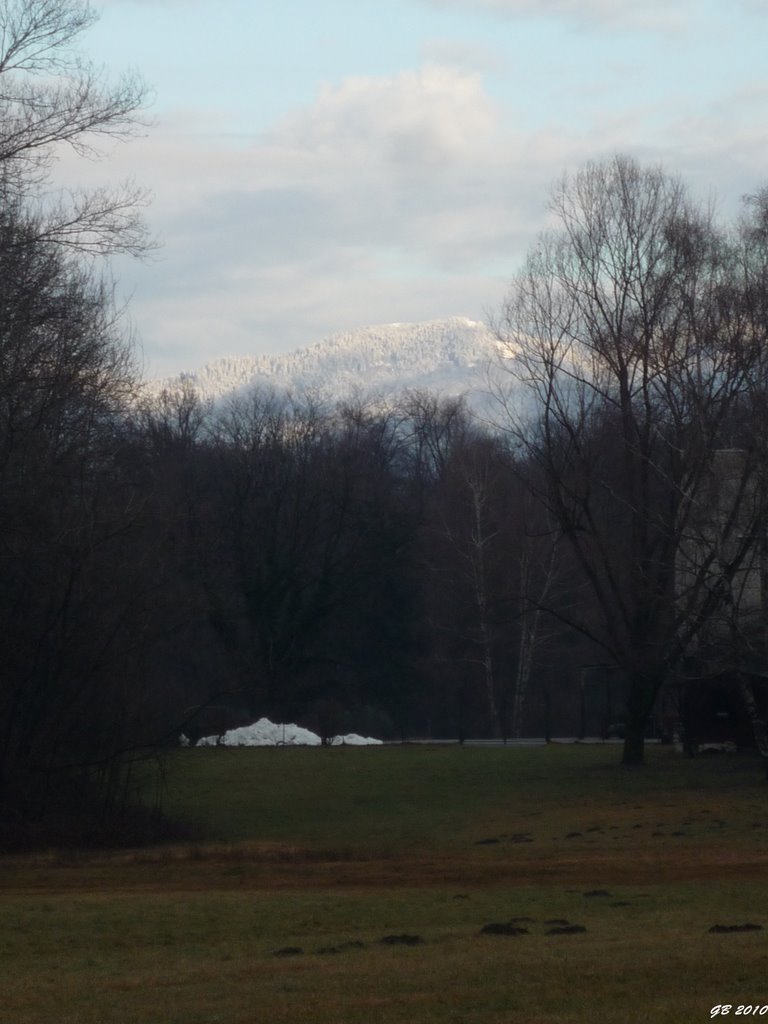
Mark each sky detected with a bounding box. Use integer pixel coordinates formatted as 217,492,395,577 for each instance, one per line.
66,0,768,378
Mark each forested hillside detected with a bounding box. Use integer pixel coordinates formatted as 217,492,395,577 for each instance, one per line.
144,317,503,407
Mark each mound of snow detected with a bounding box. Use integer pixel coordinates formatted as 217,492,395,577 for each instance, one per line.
195,717,382,747
330,733,382,746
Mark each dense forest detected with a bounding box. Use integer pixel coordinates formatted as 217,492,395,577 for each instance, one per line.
2,358,595,839
4,1,768,844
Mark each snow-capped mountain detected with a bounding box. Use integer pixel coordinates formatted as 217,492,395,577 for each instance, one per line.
145,317,511,407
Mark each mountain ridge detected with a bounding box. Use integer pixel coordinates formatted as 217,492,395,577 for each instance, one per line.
144,317,508,406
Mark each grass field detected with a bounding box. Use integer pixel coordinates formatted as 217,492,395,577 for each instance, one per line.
3,744,768,1023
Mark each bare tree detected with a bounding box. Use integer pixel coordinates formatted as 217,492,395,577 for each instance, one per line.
429,433,509,736
405,393,561,740
0,207,151,826
0,0,151,256
497,155,768,764
509,497,560,739
0,1,152,838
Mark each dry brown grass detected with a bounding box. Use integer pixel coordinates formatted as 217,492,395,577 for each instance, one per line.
5,839,768,894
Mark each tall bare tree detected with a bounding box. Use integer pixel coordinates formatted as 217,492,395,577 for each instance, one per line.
0,1,151,838
497,155,768,764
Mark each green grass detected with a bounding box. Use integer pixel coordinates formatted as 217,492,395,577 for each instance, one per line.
157,742,768,847
3,744,768,1023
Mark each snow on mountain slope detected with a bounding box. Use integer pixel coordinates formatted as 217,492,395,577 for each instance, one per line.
144,317,510,407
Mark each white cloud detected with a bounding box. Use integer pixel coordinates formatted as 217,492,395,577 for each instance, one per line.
82,67,553,374
54,58,768,379
58,68,610,374
268,66,498,171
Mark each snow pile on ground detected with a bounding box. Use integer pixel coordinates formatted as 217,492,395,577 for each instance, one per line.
195,716,382,747
330,732,382,746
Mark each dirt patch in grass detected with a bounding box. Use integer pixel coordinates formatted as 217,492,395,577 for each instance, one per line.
3,842,768,895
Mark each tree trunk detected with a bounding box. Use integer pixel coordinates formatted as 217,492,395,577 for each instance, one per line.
511,535,557,739
511,591,538,738
621,671,662,766
621,724,645,765
467,480,501,738
737,673,768,779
